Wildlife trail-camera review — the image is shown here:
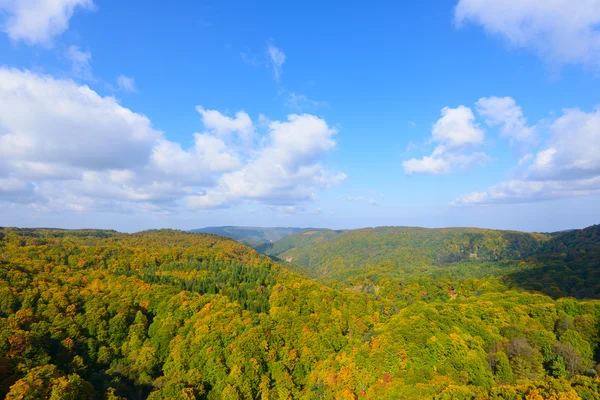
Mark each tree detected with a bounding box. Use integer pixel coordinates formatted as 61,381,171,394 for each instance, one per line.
49,374,93,400
493,351,514,383
6,365,59,400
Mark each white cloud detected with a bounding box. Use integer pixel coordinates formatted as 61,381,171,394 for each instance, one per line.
403,153,449,175
452,177,600,206
455,0,600,68
454,106,600,205
185,114,344,209
150,134,240,184
65,45,92,80
0,68,343,212
196,106,254,144
476,96,536,143
267,44,285,82
0,0,95,46
532,148,557,171
403,105,488,174
116,75,136,92
529,108,600,180
432,106,484,148
403,150,489,175
0,68,160,173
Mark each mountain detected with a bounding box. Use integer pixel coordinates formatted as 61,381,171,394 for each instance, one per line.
1,225,600,399
256,228,345,259
506,224,600,299
190,226,318,247
258,226,550,280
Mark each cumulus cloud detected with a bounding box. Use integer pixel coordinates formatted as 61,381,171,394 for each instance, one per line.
196,106,254,145
149,135,240,185
267,44,285,82
529,108,600,180
455,0,600,68
0,68,343,212
454,107,600,205
185,114,344,209
0,68,161,173
476,96,536,144
0,0,95,46
432,106,484,148
403,105,488,174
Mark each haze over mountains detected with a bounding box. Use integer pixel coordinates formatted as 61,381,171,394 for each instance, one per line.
189,226,319,247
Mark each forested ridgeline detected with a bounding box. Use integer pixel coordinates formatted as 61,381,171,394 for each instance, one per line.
1,227,600,399
257,225,600,301
258,226,550,280
506,224,600,299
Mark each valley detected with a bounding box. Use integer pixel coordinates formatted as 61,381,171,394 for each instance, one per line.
1,225,599,399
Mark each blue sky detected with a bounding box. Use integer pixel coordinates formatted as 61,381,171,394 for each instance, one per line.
1,0,600,232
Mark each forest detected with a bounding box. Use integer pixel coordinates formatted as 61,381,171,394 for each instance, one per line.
1,224,600,399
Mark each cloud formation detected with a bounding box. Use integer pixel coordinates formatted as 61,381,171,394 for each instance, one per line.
186,114,345,209
476,96,536,144
0,0,95,46
454,106,600,205
403,105,489,174
455,0,600,68
0,68,344,213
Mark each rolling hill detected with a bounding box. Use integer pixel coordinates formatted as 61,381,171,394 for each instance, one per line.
256,228,345,259
1,225,600,399
258,226,550,280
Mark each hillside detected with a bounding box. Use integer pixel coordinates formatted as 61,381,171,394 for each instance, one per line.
260,226,550,280
190,226,317,247
1,227,600,399
256,228,345,259
506,224,600,299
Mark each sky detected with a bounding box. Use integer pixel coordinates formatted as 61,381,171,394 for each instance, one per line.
1,0,600,233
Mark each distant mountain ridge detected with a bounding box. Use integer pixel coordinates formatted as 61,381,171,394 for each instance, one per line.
256,226,551,279
190,226,321,247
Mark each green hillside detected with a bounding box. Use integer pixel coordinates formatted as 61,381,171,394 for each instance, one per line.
260,226,549,280
190,226,318,247
1,226,600,399
256,228,345,259
506,224,600,299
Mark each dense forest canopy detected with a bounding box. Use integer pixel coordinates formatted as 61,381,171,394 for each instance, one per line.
0,225,600,399
258,226,549,278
